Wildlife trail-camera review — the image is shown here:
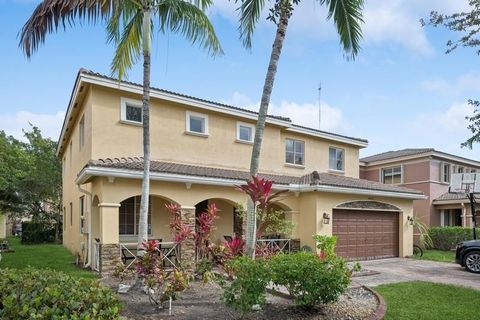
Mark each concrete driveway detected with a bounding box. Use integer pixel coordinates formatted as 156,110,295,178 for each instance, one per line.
352,258,480,290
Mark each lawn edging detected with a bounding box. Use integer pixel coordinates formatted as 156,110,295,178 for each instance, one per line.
363,286,387,320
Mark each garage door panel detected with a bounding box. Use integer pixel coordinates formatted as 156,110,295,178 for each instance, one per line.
333,209,399,260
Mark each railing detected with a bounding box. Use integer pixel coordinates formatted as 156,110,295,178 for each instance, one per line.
120,242,180,270
256,238,291,254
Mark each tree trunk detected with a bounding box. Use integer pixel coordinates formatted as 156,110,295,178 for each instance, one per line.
245,7,291,258
138,8,152,252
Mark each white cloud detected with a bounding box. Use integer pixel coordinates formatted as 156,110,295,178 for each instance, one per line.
0,111,65,140
421,72,480,95
210,0,470,55
222,91,349,133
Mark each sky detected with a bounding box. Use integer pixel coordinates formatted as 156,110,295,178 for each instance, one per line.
0,0,479,160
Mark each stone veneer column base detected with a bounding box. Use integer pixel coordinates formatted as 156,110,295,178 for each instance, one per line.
180,207,196,274
99,243,120,276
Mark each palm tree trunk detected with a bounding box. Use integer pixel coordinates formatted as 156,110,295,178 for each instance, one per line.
138,8,152,252
245,7,291,258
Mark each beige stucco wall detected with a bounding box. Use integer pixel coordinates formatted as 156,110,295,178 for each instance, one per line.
88,85,360,178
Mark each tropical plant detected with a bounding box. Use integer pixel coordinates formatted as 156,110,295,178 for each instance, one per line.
20,0,223,251
421,2,480,148
195,203,218,260
269,252,350,308
313,234,337,259
412,216,433,250
166,203,193,244
236,176,287,257
238,0,365,257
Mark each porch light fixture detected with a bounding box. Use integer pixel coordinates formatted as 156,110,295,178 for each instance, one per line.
407,216,414,226
323,212,330,224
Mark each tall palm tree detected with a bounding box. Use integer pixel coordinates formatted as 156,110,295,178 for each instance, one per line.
20,0,222,252
238,0,364,257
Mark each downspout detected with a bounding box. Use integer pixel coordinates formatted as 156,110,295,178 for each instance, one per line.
77,184,92,268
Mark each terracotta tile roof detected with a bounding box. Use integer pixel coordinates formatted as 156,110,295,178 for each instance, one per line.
79,68,290,122
360,148,435,163
434,192,480,202
87,157,423,195
78,69,368,145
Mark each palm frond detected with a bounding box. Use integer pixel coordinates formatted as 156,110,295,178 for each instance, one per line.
238,0,265,49
155,0,223,56
19,0,116,58
320,0,364,60
110,11,143,80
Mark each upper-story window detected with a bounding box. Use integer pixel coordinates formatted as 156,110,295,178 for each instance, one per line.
381,166,402,184
79,196,85,234
329,147,345,172
121,98,143,124
471,168,477,173
285,138,305,166
69,141,72,167
236,122,255,143
186,111,208,135
457,166,465,173
442,163,451,183
79,114,85,150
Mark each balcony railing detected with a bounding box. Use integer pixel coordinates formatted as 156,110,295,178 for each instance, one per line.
256,238,291,254
120,241,180,270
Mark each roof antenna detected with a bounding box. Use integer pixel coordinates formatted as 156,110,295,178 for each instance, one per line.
318,82,322,130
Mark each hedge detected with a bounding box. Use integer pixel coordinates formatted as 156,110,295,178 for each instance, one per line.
0,268,120,319
21,221,56,244
428,227,477,250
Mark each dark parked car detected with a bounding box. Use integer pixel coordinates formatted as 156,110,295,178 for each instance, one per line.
456,240,480,273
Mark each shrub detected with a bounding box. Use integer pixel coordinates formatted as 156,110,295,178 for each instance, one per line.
222,256,271,314
21,221,55,244
429,227,477,250
0,268,120,319
269,252,351,308
313,234,337,258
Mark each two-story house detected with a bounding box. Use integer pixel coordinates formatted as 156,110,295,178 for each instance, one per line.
60,69,423,273
360,148,480,229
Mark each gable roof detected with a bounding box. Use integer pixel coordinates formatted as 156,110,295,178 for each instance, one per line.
56,69,368,155
80,157,424,198
361,148,480,167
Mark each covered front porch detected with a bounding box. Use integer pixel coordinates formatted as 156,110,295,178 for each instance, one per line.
433,193,478,227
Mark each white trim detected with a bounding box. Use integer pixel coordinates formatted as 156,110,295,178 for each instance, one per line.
76,166,426,200
98,202,121,207
186,110,209,135
286,126,368,147
433,200,467,205
120,97,143,124
236,121,255,143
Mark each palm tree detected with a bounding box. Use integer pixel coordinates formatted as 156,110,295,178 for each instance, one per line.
20,0,222,252
238,0,365,257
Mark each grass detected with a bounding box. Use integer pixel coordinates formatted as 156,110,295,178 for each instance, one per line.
376,281,480,320
0,236,96,279
413,249,455,263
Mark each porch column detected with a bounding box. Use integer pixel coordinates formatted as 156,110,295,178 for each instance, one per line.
98,202,120,275
180,206,196,273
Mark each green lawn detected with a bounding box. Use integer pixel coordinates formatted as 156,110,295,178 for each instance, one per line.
376,281,480,320
413,249,455,263
0,237,96,279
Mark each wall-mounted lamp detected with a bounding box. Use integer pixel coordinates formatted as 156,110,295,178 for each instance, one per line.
323,212,330,224
407,216,414,226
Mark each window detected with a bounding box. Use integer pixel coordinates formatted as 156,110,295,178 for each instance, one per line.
63,157,66,176
69,202,73,226
285,138,305,166
441,209,462,227
329,147,345,171
63,207,66,231
471,169,477,173
80,196,85,234
79,115,85,150
457,166,464,173
236,122,255,143
69,141,72,167
119,196,152,235
120,98,143,124
442,163,451,183
186,111,208,135
381,166,402,184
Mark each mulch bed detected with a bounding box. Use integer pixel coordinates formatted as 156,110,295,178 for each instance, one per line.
107,280,378,320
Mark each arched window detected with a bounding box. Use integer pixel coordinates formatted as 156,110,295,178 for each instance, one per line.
119,196,152,235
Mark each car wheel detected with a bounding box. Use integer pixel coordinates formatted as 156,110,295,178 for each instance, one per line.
464,251,480,274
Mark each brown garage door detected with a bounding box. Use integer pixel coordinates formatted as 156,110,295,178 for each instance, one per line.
332,209,399,260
